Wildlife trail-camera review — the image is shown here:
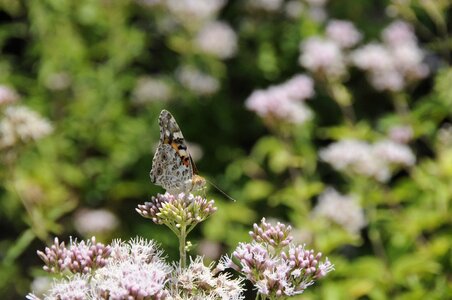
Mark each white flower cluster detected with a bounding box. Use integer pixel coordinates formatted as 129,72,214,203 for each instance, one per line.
326,20,362,49
313,188,366,234
195,21,238,59
389,125,413,144
0,85,20,106
245,74,315,124
0,105,53,149
351,21,429,92
299,37,347,78
166,0,226,25
28,238,244,300
176,66,220,96
74,208,119,236
299,19,362,78
171,256,245,299
320,138,415,182
132,76,173,104
93,244,170,299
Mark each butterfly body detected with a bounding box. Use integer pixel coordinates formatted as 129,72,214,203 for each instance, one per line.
150,110,206,194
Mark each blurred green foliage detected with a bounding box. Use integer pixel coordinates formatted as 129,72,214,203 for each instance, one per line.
0,0,451,299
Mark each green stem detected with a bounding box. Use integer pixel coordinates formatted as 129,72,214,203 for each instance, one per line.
179,224,187,268
392,92,409,118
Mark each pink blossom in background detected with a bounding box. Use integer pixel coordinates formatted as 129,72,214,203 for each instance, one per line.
382,21,417,47
326,20,362,48
373,139,416,167
320,138,416,182
389,125,414,144
132,76,173,104
313,188,366,234
166,0,226,23
351,43,395,74
319,139,391,182
280,74,315,101
299,37,346,77
245,74,315,124
285,0,305,19
176,66,220,96
0,106,53,149
195,21,238,59
74,208,119,236
350,20,429,92
369,69,405,92
197,240,222,260
0,85,20,106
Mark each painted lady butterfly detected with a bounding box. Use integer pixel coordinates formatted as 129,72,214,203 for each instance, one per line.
150,110,206,194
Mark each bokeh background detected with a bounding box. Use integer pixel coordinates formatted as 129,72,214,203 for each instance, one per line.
0,0,451,299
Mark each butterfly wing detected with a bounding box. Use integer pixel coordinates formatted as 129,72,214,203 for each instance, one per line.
150,110,194,194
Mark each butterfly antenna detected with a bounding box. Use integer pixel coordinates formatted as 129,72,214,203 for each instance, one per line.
205,178,236,202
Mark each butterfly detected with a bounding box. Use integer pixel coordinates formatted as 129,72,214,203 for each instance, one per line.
150,110,206,195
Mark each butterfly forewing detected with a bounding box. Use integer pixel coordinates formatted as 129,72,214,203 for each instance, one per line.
150,110,205,194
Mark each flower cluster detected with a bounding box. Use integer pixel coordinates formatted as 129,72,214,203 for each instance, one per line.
0,105,53,149
73,208,119,236
28,238,171,300
299,37,346,78
37,237,112,274
176,66,220,96
351,21,428,92
320,138,415,182
132,76,173,104
249,217,293,249
195,21,238,59
28,237,246,300
172,256,245,299
313,188,366,234
326,20,362,49
136,192,217,231
164,0,226,27
245,74,314,124
389,125,413,144
0,85,20,106
220,218,333,297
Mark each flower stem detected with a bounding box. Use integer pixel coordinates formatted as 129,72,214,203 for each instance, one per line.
179,224,187,268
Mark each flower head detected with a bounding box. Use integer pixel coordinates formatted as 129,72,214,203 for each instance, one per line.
326,20,362,48
170,256,245,299
27,274,90,300
389,125,413,144
176,66,220,96
350,20,428,92
225,219,333,298
320,138,416,181
31,238,171,300
0,85,20,106
136,192,217,231
245,74,314,125
0,105,53,149
250,218,293,249
37,237,112,274
195,21,238,59
299,37,346,78
313,188,367,234
74,208,119,236
132,76,173,104
319,139,390,181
